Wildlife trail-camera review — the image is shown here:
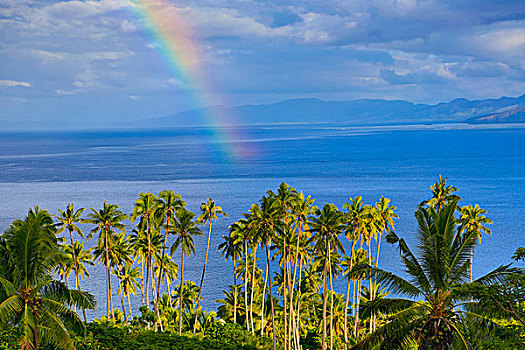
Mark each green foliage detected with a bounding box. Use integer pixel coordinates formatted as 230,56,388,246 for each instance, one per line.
63,322,276,350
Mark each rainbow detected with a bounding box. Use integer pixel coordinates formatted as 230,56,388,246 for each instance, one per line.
131,0,256,161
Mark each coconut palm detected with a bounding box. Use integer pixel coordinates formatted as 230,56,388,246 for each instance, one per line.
59,241,94,317
193,198,227,334
267,182,298,350
0,207,95,350
420,175,461,212
459,204,492,282
342,196,364,344
85,200,127,319
172,280,201,315
308,203,345,350
248,195,283,350
154,190,184,315
218,225,243,324
351,200,515,349
289,191,316,349
54,203,88,321
119,262,141,320
170,207,203,335
131,192,158,312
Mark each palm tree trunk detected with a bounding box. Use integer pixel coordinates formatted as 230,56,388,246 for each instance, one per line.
141,258,145,305
470,247,473,283
146,225,151,309
250,245,257,334
179,253,185,335
127,292,133,320
156,215,171,332
373,232,383,331
118,276,128,323
194,221,213,335
266,240,277,350
354,279,361,338
283,240,288,350
104,231,111,319
287,258,294,350
295,257,303,350
261,264,268,337
367,239,373,334
244,240,249,331
344,241,356,349
290,225,302,350
328,243,334,350
322,250,328,350
233,254,238,324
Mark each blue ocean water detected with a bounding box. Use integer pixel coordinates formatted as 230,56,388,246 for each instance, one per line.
0,123,524,319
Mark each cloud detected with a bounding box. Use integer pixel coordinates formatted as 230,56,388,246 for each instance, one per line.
0,80,32,87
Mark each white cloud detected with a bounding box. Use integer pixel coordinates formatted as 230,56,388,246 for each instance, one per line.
0,80,32,87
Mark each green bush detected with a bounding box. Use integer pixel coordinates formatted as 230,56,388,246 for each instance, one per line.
71,322,275,350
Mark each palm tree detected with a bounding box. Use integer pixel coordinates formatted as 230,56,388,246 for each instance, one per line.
131,192,158,312
420,175,461,212
170,207,203,335
173,280,201,312
308,204,345,350
107,231,133,322
248,195,283,350
193,198,227,334
119,262,141,321
267,182,298,350
0,207,96,350
54,203,88,321
371,197,397,330
342,196,364,345
154,190,184,315
459,204,492,282
86,200,128,319
218,225,243,324
60,241,94,317
351,200,515,349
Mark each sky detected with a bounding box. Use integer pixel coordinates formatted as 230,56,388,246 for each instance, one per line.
1,0,525,125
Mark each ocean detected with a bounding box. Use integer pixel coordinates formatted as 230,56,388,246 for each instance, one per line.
1,123,524,319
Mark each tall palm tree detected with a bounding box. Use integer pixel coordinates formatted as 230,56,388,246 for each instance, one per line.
342,196,364,345
193,198,227,334
86,200,128,319
60,241,95,315
459,204,492,282
308,204,345,350
170,207,203,335
218,225,243,324
154,190,184,313
119,262,141,321
351,200,515,349
371,197,397,330
289,191,316,350
54,203,88,321
0,207,96,350
420,175,461,212
267,182,298,350
249,196,283,350
131,192,158,312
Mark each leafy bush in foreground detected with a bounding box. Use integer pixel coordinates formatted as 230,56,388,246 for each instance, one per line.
69,322,275,350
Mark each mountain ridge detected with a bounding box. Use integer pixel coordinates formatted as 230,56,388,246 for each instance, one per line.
134,94,525,127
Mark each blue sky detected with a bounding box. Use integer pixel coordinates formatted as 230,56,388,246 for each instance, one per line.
1,0,524,124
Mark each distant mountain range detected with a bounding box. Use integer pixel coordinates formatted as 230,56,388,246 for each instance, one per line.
465,106,525,124
136,94,525,127
2,94,525,130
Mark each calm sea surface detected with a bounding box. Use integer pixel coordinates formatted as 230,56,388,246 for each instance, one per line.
1,123,524,319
